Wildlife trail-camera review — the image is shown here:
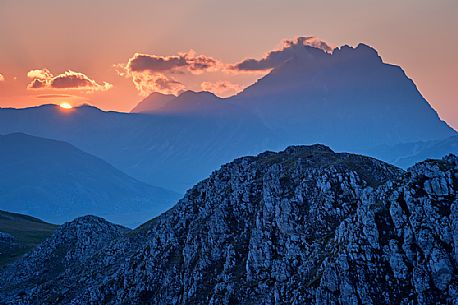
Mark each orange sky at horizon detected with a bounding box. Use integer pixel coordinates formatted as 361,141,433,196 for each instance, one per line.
0,0,457,128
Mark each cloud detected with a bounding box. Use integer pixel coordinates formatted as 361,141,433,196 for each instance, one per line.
120,36,333,95
229,36,334,72
201,81,242,98
118,50,223,96
131,71,185,96
125,50,220,75
27,69,112,92
36,94,73,99
0,73,5,81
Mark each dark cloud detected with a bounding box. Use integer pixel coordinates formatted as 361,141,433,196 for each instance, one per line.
29,78,47,89
27,69,112,91
125,50,220,75
128,54,187,72
229,36,334,72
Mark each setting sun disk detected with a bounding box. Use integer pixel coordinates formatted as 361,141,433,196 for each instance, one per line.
59,102,73,109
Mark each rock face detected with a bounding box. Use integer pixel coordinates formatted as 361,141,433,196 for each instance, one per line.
0,216,129,304
1,145,457,304
0,232,19,259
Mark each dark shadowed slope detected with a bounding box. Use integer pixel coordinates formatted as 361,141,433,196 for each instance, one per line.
0,133,179,227
232,43,455,149
0,210,56,267
4,146,457,304
0,215,129,300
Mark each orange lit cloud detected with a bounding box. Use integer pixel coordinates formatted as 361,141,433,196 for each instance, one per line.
0,73,5,81
119,37,334,96
27,69,112,92
130,71,185,96
229,36,334,72
201,81,242,97
118,50,223,96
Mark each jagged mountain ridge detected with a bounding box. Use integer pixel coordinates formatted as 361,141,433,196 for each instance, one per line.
132,91,233,116
1,145,457,304
0,133,179,227
0,215,129,303
230,43,454,148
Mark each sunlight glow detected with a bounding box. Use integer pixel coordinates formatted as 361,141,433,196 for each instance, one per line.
59,102,73,109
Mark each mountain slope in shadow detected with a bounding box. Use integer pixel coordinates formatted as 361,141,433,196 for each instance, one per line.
1,146,456,304
0,133,179,227
0,210,57,267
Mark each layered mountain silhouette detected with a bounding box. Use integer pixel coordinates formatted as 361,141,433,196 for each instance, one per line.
132,91,230,116
0,42,455,192
0,133,179,227
1,147,456,304
131,92,176,113
363,134,458,168
0,105,271,192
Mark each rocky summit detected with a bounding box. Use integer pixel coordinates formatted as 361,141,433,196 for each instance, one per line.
1,145,457,304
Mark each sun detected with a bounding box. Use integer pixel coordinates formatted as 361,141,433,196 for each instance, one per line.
59,102,73,109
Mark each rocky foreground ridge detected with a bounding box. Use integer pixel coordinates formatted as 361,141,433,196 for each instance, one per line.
1,145,457,304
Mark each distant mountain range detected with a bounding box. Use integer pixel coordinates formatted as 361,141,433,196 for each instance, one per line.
0,133,179,227
0,104,270,192
0,43,455,192
362,135,458,168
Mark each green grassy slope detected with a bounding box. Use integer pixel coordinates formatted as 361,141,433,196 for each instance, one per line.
0,210,57,266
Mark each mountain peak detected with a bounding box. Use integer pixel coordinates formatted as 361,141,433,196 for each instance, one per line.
131,92,176,113
283,144,334,155
3,150,456,303
178,90,217,99
332,43,382,63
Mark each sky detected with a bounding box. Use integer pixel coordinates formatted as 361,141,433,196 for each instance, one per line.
0,0,457,128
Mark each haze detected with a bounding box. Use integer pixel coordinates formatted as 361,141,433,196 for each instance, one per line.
0,0,457,128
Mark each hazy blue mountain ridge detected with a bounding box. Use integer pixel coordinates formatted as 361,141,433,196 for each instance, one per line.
0,133,179,227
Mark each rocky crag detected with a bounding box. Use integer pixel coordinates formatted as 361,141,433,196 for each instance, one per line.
1,145,457,304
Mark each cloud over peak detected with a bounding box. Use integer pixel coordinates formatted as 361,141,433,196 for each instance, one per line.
27,69,112,92
118,50,223,96
119,36,334,96
229,36,334,72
